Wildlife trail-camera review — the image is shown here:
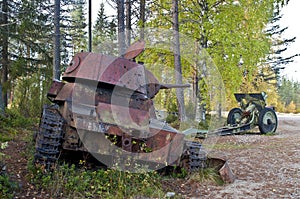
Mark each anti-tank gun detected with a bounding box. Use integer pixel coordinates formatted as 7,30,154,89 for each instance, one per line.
209,92,278,136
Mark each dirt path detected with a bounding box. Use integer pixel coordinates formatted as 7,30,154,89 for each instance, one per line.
178,114,300,198
2,114,300,198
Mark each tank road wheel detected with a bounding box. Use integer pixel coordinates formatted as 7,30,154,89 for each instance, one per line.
227,108,243,126
34,105,65,170
258,108,278,134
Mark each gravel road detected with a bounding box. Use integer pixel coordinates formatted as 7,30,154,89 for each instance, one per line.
182,114,300,198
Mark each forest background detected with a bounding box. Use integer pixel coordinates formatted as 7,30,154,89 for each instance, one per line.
0,0,299,123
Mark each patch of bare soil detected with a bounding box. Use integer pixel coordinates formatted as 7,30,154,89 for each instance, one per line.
174,114,300,198
2,115,300,198
3,134,48,199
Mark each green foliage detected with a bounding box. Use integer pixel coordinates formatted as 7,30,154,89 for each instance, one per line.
278,78,300,112
146,0,289,111
93,2,117,55
0,108,37,142
0,141,17,198
198,114,211,130
30,163,164,198
190,167,224,186
2,108,36,128
286,101,296,113
12,76,51,118
69,0,88,53
0,174,18,199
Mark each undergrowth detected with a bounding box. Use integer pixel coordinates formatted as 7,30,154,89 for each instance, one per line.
0,138,18,199
190,167,224,186
0,173,18,199
0,108,37,199
29,163,164,198
0,108,38,142
0,108,225,198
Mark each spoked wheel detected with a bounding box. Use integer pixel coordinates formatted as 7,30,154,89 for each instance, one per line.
258,108,278,134
227,108,243,126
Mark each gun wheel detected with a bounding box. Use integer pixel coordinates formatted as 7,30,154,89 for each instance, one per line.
258,108,278,134
227,108,243,126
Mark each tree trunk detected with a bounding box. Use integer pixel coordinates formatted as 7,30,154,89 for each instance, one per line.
139,0,145,40
1,0,9,109
125,0,131,47
0,85,4,115
88,0,92,52
117,0,126,56
172,0,186,122
193,41,206,122
53,0,61,80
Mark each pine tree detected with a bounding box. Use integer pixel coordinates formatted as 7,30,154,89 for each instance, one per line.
93,2,117,54
265,8,299,82
69,0,88,54
0,0,9,109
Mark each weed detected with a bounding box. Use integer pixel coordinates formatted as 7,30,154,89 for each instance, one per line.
190,168,224,185
263,132,276,136
204,142,252,150
0,174,18,199
29,162,164,198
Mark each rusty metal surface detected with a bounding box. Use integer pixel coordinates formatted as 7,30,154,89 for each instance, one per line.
55,83,74,101
63,53,148,94
207,157,235,183
47,80,64,98
96,102,150,129
219,161,235,183
123,40,145,60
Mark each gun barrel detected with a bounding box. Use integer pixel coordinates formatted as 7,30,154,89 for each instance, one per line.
160,83,190,89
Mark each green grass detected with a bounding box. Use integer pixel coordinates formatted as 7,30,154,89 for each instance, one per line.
0,174,18,199
204,142,253,150
29,163,165,199
190,167,224,186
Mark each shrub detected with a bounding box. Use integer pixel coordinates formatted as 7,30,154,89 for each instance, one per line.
286,101,296,113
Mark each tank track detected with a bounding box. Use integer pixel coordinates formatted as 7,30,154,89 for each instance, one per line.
182,141,207,172
34,105,65,170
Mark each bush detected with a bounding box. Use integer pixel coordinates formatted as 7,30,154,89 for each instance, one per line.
286,101,296,113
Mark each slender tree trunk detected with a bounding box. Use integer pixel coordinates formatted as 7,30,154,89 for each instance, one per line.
53,0,61,80
88,0,92,52
0,85,4,115
193,41,206,121
117,0,126,56
1,0,9,109
172,0,186,122
139,0,145,40
125,0,131,47
192,65,199,120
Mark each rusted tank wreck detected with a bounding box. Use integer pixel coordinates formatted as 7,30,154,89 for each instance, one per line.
34,40,233,182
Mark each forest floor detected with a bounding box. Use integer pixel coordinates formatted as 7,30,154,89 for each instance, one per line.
2,113,300,198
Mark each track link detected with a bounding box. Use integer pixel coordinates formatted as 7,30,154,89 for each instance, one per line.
34,105,65,170
182,141,207,172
